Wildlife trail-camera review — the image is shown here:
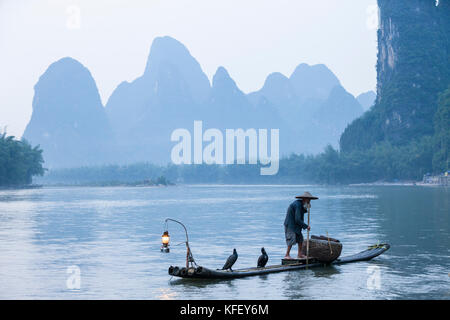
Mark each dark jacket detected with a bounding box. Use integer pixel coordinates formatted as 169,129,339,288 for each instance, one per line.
284,199,308,234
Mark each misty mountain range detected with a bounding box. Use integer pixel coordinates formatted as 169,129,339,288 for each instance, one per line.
23,36,375,168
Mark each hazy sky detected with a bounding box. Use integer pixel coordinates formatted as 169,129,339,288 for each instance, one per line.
0,0,378,137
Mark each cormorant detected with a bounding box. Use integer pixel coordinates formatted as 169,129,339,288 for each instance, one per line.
257,247,268,268
222,248,238,271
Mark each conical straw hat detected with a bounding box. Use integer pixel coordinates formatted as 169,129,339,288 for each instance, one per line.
295,191,318,200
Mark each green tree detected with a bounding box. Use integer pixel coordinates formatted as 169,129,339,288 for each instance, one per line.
433,87,450,172
0,133,45,186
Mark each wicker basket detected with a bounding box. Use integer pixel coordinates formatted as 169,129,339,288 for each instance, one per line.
301,236,342,263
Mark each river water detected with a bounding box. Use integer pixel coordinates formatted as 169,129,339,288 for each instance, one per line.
0,184,448,299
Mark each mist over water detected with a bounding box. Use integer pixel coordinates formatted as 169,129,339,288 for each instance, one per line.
0,185,448,299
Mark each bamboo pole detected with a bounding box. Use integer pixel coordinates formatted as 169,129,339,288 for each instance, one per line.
326,231,333,254
186,244,190,268
306,204,311,266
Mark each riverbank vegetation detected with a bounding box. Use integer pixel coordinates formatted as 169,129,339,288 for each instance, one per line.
34,163,174,186
36,142,434,186
0,133,45,187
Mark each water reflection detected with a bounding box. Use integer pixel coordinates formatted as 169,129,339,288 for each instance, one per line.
0,185,448,299
311,265,340,278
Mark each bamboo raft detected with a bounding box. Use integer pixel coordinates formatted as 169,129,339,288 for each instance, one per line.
168,243,390,279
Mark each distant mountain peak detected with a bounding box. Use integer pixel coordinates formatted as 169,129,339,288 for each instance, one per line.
289,63,341,101
291,63,335,76
254,72,296,106
212,66,239,91
33,56,101,110
144,36,191,73
23,56,112,167
291,62,312,76
37,57,92,84
48,56,82,67
214,65,230,77
315,84,364,133
262,72,290,89
356,90,376,111
143,36,211,103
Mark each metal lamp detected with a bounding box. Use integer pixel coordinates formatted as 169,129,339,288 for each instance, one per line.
161,218,197,268
161,231,170,252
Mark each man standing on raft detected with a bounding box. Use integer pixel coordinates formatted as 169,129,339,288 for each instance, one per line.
284,192,317,259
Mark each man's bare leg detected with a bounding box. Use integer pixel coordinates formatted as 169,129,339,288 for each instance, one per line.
297,241,307,259
284,245,293,259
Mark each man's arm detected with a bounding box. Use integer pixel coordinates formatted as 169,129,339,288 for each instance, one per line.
294,204,309,230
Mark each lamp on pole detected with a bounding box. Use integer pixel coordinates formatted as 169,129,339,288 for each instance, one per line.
161,218,197,268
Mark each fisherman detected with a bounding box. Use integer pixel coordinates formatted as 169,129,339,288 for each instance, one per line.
283,192,317,259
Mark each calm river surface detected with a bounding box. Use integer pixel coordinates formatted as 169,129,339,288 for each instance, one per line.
0,185,448,299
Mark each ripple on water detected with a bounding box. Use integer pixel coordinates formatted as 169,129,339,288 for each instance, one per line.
0,185,448,299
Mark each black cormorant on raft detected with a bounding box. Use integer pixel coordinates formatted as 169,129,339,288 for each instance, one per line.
257,247,268,268
168,243,390,279
222,249,238,271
